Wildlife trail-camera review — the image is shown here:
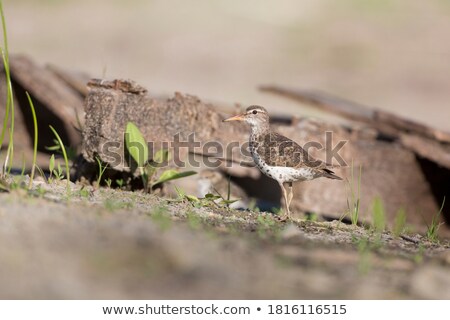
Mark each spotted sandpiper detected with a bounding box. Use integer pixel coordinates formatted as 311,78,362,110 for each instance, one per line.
223,105,342,219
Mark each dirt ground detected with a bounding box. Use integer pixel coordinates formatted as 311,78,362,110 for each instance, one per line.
0,178,449,299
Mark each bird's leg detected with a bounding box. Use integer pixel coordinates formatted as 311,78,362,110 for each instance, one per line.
279,182,291,219
287,182,293,208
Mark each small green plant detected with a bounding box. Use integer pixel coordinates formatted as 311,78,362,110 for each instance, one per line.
5,176,26,191
272,206,283,216
151,167,196,189
357,237,371,275
247,199,260,212
125,122,148,169
150,205,172,231
34,164,47,183
256,214,279,239
413,244,425,264
344,161,362,225
392,208,407,237
173,185,192,200
193,193,216,207
49,125,70,192
53,162,64,180
115,178,124,189
46,139,77,161
211,179,241,208
49,155,64,181
425,197,445,242
173,185,187,200
78,186,90,199
212,175,240,207
306,212,319,222
194,175,240,208
48,154,55,180
105,178,112,188
125,122,196,192
372,196,386,234
205,189,240,208
104,198,133,211
34,184,46,197
173,185,236,209
186,210,202,230
95,156,108,187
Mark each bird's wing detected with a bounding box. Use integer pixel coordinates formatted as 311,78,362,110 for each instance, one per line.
258,132,326,169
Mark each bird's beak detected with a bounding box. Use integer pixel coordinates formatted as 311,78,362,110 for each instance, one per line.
222,114,245,122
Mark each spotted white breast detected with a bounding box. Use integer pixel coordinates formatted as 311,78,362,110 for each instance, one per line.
250,145,316,183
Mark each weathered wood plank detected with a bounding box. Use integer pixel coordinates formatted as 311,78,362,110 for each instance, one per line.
9,55,84,147
260,85,450,143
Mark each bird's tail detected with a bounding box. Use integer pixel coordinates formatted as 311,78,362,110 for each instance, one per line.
321,168,343,180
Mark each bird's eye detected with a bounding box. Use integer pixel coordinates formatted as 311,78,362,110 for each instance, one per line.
252,110,258,115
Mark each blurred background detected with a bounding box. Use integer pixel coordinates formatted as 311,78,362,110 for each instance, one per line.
7,0,450,131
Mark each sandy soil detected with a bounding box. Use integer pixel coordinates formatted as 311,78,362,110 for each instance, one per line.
0,178,449,299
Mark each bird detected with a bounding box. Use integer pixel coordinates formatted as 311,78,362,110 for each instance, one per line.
197,169,249,210
223,105,342,219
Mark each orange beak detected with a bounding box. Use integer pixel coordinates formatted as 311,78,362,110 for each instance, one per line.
222,114,245,122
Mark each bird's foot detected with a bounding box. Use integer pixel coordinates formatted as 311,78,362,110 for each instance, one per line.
276,215,290,222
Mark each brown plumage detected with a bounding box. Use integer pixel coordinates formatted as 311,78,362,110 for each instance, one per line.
223,105,342,219
255,131,341,180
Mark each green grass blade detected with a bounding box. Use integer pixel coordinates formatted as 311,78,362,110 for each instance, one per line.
0,1,9,61
6,123,13,174
20,153,25,176
0,50,9,149
152,170,196,187
393,208,407,237
2,128,11,174
0,1,10,151
49,125,70,191
26,92,38,189
372,197,386,233
34,164,47,183
426,197,445,242
0,1,14,171
95,156,108,187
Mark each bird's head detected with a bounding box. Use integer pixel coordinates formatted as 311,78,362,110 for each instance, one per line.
222,105,269,128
